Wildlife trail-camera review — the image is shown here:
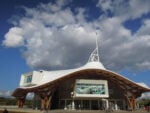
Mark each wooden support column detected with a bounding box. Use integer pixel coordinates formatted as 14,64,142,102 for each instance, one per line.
17,100,21,108
124,95,136,111
44,96,49,110
46,96,52,110
40,88,55,111
17,98,25,108
124,94,132,110
131,96,136,110
40,95,52,110
40,94,45,110
41,98,45,110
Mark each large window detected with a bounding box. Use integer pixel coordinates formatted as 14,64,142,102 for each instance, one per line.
74,79,109,98
24,75,32,83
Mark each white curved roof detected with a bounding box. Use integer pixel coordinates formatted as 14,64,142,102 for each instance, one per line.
21,61,105,89
19,60,150,91
40,61,105,84
13,60,150,98
13,45,150,97
137,83,150,89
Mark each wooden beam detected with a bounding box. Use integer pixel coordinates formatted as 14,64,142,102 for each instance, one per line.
124,94,132,110
131,96,136,110
39,87,55,110
17,98,25,108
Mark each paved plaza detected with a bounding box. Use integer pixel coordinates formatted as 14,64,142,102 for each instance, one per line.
0,107,149,113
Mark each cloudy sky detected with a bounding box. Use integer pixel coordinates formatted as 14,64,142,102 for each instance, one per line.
0,0,150,97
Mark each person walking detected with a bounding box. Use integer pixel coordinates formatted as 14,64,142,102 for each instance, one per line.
3,108,8,113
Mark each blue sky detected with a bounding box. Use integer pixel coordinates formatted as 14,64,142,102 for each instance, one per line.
0,0,150,97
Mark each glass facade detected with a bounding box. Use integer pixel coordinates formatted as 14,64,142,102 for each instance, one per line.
57,99,124,110
49,74,126,110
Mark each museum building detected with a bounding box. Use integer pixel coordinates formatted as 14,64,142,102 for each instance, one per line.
12,43,150,111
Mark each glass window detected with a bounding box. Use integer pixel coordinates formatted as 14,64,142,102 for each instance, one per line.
25,75,32,83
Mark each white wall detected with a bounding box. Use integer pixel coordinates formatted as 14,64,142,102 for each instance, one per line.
19,70,44,87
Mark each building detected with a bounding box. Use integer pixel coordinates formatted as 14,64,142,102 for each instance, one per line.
12,41,150,111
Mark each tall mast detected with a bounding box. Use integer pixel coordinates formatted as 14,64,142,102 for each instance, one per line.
96,32,100,62
88,32,100,62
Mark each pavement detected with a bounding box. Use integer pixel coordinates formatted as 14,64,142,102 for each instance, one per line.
0,109,149,113
0,106,149,113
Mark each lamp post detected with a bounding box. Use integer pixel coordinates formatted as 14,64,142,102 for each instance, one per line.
71,92,75,110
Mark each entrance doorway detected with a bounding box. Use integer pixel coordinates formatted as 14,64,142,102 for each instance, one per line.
58,99,124,110
91,100,98,110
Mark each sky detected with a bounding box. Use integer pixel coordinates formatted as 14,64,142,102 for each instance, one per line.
0,0,150,98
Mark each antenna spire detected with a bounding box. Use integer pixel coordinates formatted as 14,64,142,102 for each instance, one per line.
88,32,100,62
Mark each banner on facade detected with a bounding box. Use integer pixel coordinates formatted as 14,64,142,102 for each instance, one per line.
74,79,109,98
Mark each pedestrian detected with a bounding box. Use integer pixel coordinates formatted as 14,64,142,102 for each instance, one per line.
3,108,8,113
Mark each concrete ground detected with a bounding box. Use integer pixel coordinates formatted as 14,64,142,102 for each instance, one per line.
0,106,149,113
0,109,149,113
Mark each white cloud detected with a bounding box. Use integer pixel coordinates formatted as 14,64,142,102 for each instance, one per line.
136,19,150,36
102,33,150,71
129,0,150,19
0,90,12,98
138,92,150,100
136,83,150,100
26,92,34,99
2,1,150,72
22,24,97,69
97,0,150,21
3,27,24,47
